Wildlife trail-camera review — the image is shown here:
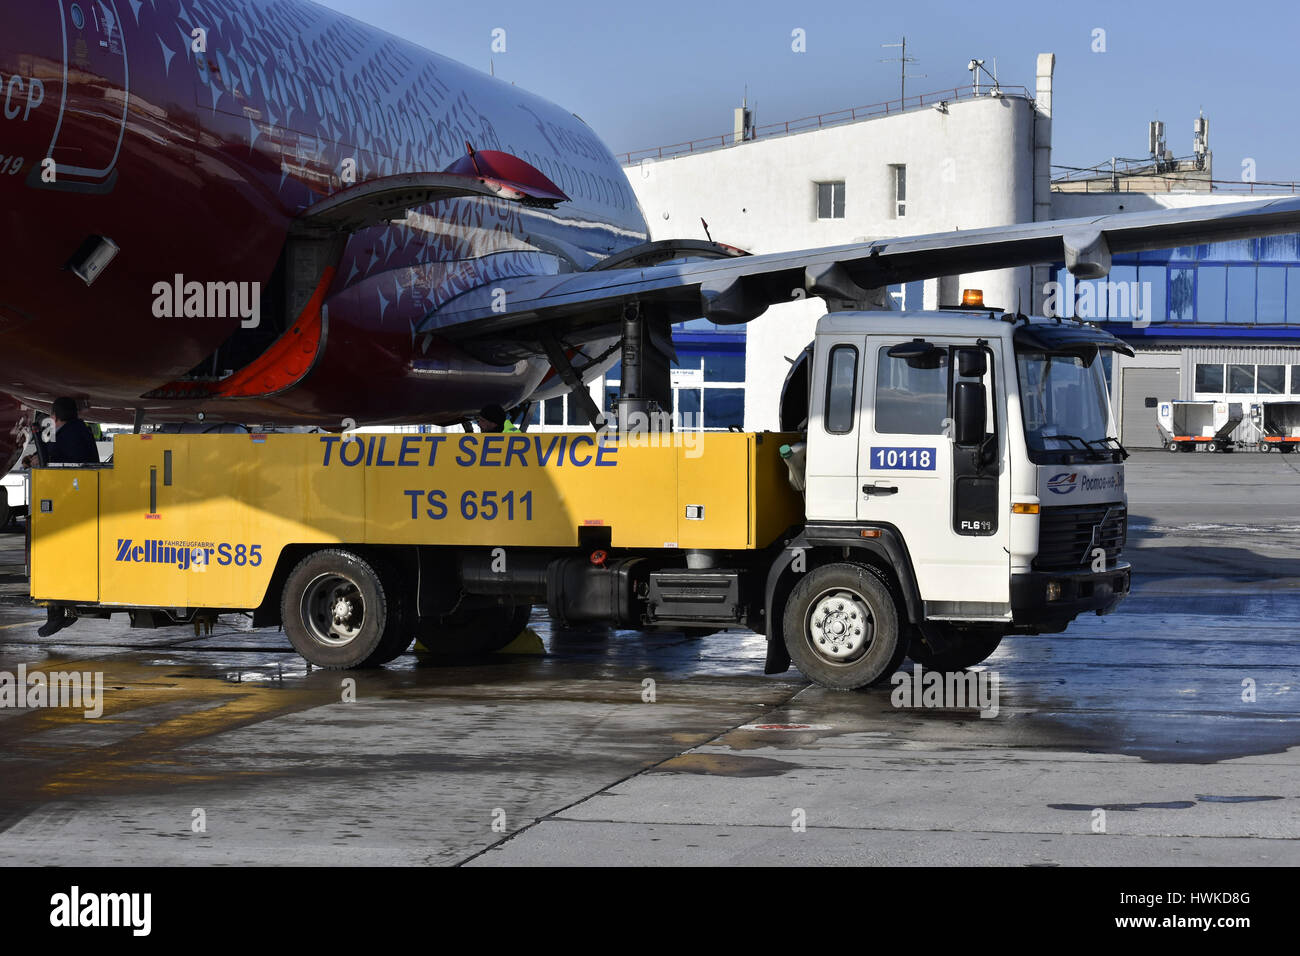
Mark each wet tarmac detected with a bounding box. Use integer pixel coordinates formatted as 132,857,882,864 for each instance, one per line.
0,450,1297,865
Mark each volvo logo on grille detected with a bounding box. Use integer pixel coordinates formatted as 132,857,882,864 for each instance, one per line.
1083,506,1119,566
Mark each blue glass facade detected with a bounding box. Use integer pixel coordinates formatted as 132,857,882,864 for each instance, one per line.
1053,232,1300,339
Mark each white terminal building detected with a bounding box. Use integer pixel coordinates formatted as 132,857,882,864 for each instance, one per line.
579,54,1300,448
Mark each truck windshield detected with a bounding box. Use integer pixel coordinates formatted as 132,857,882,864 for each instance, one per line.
1017,348,1115,457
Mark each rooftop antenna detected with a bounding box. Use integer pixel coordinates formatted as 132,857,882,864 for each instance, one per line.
881,37,925,106
967,58,1000,96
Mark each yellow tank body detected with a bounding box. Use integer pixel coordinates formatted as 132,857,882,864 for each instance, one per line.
29,431,803,611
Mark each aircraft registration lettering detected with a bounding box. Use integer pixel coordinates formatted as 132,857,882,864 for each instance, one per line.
0,74,44,122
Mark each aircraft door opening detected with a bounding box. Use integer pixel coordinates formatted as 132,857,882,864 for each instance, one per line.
46,0,130,189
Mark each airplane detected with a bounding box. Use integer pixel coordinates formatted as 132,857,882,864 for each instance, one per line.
3,0,1300,473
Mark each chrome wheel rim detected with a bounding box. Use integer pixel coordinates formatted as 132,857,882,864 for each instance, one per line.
301,573,365,647
806,588,873,665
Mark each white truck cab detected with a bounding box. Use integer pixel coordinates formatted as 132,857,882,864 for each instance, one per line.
774,307,1131,677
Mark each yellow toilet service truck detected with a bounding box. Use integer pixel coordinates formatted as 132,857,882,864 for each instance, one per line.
29,308,1132,690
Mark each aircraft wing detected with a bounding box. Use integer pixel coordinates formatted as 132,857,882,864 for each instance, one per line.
425,195,1300,354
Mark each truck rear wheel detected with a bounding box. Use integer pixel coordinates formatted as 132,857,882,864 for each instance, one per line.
282,549,400,669
416,603,531,657
0,498,10,530
782,563,905,691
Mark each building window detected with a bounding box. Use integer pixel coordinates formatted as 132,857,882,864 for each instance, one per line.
1228,364,1255,393
523,393,593,427
1258,365,1286,394
1198,266,1227,323
703,388,745,429
609,340,747,431
824,345,858,433
1195,364,1224,392
1138,265,1167,322
1226,266,1256,324
1289,268,1300,325
677,388,702,427
892,164,906,218
816,181,845,219
1169,267,1195,321
1259,267,1286,323
1200,363,1297,396
875,347,949,434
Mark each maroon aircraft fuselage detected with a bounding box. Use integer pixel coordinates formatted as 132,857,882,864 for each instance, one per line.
0,0,648,459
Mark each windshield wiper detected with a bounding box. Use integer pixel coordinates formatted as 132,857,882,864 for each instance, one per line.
1040,433,1089,448
1087,435,1130,460
1040,434,1113,460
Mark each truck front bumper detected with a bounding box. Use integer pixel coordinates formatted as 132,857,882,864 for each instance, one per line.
1010,562,1131,630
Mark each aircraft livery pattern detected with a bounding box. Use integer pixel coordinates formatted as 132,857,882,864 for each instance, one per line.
0,0,649,449
157,0,648,301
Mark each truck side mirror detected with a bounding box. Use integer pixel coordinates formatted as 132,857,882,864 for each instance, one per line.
888,340,944,369
957,348,986,378
953,382,986,446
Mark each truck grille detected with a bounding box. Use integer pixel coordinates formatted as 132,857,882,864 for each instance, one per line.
1035,504,1127,571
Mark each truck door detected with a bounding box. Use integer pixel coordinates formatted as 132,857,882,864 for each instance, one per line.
804,333,867,521
860,336,1011,613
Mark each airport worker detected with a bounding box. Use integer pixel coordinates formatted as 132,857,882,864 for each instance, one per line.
23,397,98,637
476,404,519,433
23,397,99,467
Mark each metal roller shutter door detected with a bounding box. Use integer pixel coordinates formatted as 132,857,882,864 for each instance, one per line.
1122,367,1180,448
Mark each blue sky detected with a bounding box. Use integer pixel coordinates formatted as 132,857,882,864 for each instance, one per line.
317,0,1300,183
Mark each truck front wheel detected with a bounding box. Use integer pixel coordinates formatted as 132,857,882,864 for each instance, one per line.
282,549,399,668
782,563,906,691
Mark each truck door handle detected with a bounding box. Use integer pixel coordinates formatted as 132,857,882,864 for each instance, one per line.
862,484,898,496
